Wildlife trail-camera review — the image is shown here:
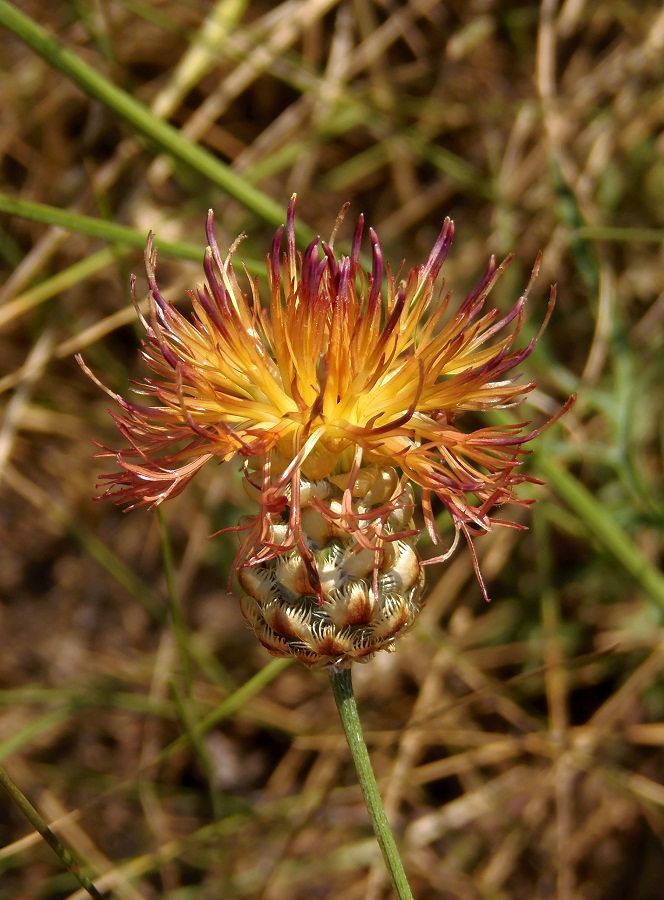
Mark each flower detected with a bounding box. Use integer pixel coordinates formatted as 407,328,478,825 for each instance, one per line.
80,197,571,666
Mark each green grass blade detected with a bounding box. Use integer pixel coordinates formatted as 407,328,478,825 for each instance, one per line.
0,248,120,329
0,708,71,764
0,194,217,264
157,658,292,766
575,225,664,244
0,766,103,898
539,456,664,612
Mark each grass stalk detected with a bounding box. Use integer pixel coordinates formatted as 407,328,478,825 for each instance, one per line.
0,194,265,270
0,766,103,899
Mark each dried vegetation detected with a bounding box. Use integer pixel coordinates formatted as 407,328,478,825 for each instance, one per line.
0,1,663,897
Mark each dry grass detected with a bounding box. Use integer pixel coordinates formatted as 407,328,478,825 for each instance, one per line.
0,1,663,897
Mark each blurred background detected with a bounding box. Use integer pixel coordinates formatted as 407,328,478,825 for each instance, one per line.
0,1,663,897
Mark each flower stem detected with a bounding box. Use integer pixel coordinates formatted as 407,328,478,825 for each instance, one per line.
0,766,103,899
328,666,414,899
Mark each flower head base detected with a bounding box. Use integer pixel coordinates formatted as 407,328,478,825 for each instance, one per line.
81,198,570,666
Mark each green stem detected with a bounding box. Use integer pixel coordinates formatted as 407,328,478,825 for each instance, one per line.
328,666,413,899
0,766,103,899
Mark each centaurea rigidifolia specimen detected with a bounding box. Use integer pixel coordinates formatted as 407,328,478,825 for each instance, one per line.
81,198,570,667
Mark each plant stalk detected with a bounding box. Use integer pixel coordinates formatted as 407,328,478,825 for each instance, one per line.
329,666,413,900
0,766,103,899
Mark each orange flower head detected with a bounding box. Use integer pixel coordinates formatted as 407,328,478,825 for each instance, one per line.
81,198,571,664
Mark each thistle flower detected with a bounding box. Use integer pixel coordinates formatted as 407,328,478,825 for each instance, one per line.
80,198,570,667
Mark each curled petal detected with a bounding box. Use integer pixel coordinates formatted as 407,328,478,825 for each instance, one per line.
82,201,571,600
